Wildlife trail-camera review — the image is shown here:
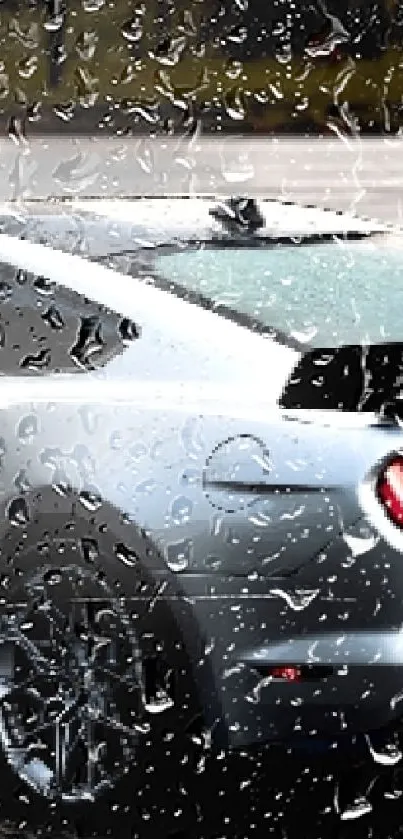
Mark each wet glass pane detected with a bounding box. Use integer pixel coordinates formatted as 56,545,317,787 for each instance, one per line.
155,239,403,347
0,1,402,839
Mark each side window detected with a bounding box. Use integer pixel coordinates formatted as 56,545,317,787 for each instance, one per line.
0,261,139,375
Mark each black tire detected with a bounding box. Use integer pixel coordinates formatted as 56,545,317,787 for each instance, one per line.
0,499,206,838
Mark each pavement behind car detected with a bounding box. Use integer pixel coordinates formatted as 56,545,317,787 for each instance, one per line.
0,136,402,228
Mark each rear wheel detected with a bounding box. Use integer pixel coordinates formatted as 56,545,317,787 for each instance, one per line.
0,533,205,837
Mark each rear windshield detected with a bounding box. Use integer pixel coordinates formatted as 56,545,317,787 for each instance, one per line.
154,238,403,348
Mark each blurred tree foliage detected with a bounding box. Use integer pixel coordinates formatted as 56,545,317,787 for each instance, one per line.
0,0,403,134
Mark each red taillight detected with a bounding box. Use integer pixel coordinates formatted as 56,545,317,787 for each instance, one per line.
377,457,403,527
269,666,302,683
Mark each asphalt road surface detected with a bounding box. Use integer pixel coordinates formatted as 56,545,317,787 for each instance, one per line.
2,135,403,227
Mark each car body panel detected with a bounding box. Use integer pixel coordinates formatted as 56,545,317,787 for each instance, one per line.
0,228,301,392
0,197,399,767
0,372,401,577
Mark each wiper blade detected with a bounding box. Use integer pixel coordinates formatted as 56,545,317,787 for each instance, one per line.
209,196,265,233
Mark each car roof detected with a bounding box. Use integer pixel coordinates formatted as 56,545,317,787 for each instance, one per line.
0,220,301,392
0,196,390,259
0,196,396,391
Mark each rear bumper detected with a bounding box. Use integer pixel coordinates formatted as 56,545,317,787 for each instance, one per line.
227,640,403,746
173,532,403,749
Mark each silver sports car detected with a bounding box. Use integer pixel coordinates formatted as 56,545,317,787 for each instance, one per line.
0,195,401,833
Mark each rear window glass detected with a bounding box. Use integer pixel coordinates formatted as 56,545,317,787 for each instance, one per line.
154,239,403,348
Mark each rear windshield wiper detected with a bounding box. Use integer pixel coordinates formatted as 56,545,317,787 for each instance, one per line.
209,197,266,232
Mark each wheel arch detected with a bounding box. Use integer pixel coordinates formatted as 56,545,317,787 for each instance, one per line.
0,482,228,747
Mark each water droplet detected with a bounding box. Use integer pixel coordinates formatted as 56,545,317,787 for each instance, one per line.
181,417,204,458
7,496,29,527
72,446,93,481
75,66,99,109
75,30,98,60
343,531,379,558
135,479,157,495
18,55,38,80
53,101,76,123
224,87,245,121
15,88,28,108
119,64,137,85
81,538,99,564
170,496,193,525
20,350,51,372
110,431,123,451
122,17,143,43
18,414,39,443
385,785,403,800
225,59,243,80
70,317,104,369
144,693,174,714
44,13,64,32
52,468,72,497
150,35,187,67
0,283,12,303
210,514,223,537
166,538,192,572
246,674,274,704
119,318,139,342
42,305,65,331
305,14,349,59
79,406,99,435
365,733,402,766
43,569,63,585
14,469,31,494
269,587,320,612
204,555,222,570
34,276,54,296
390,688,403,711
79,487,103,512
82,0,104,10
27,101,41,125
0,68,9,100
40,447,60,470
339,796,372,821
119,97,160,125
135,139,154,175
129,442,147,461
221,158,254,185
180,468,200,487
7,116,26,146
178,8,196,35
114,542,138,567
226,24,247,44
9,19,39,49
290,325,318,343
275,43,292,64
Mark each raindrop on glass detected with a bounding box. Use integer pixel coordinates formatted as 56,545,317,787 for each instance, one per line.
18,414,39,444
170,496,193,525
7,496,30,527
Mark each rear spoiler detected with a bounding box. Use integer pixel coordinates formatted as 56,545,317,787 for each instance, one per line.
279,343,403,419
